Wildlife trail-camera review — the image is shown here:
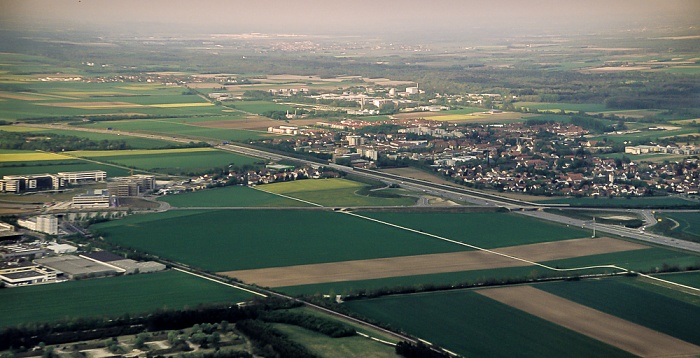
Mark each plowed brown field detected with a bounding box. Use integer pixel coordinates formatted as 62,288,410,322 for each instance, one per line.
219,237,647,287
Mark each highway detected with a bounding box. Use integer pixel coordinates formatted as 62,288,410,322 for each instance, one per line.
22,123,699,254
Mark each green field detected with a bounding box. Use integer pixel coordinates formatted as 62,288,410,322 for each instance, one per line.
0,127,178,149
159,186,311,207
590,127,699,144
344,289,632,358
261,178,417,207
70,148,261,174
358,211,590,248
273,324,398,358
544,247,700,273
278,265,550,296
91,210,470,272
516,102,608,113
0,270,254,328
0,158,131,177
81,120,269,142
651,211,700,241
230,100,293,114
538,278,700,346
536,196,700,208
653,271,700,289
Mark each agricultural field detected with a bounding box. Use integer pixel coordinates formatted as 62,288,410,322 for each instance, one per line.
67,148,261,174
589,127,699,144
344,288,634,358
229,100,294,114
91,210,470,272
0,125,178,149
0,270,254,328
535,278,700,346
81,119,269,142
260,178,417,207
543,247,700,273
651,211,700,241
227,236,647,289
358,211,590,248
0,150,132,177
653,271,700,289
273,324,398,358
515,102,608,113
158,185,312,208
0,81,234,121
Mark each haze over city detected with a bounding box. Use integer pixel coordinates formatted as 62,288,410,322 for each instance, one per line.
2,0,699,39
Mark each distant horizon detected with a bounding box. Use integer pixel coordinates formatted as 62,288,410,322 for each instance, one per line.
1,0,698,40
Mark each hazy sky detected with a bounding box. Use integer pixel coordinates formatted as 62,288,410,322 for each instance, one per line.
1,0,698,37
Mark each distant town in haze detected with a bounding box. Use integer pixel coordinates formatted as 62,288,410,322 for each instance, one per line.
0,1,699,357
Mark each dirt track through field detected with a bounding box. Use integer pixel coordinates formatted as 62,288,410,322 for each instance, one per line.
478,285,700,357
219,237,647,287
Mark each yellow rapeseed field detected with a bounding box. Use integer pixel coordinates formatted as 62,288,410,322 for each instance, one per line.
65,147,216,157
0,152,74,163
149,103,214,108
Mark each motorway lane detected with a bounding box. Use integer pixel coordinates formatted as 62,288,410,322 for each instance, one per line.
517,210,700,253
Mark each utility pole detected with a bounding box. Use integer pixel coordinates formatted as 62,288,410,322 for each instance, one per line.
592,217,596,238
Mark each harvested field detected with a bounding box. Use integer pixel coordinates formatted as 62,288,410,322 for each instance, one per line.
0,92,48,100
220,237,647,287
478,285,700,357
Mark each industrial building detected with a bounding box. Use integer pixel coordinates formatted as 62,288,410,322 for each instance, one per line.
81,251,166,274
0,173,64,193
57,170,107,184
0,242,47,259
107,175,156,196
0,170,107,193
72,189,111,208
17,215,58,235
0,261,58,287
35,255,118,279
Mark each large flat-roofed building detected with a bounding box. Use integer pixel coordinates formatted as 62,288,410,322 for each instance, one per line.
35,255,118,279
0,243,47,259
72,189,111,208
0,170,105,193
17,215,58,235
108,175,156,196
0,261,57,287
0,174,64,193
81,252,166,274
57,170,107,184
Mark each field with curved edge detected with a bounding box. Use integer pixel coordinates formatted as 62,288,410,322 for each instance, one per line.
260,178,417,206
0,270,254,328
159,185,312,208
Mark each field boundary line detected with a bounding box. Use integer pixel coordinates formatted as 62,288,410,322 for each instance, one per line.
340,211,627,274
173,268,267,297
251,186,323,207
638,272,700,294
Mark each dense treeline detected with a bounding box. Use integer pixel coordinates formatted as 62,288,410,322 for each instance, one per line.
259,310,355,338
236,320,318,358
0,304,254,350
